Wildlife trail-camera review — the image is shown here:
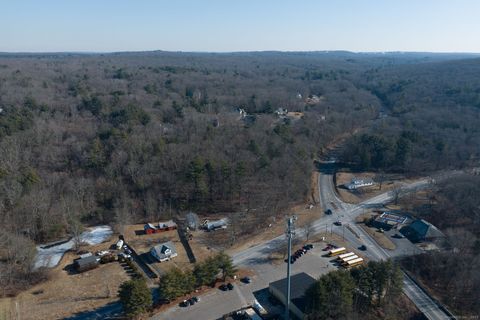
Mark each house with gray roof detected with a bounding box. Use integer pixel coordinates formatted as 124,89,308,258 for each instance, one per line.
150,241,178,262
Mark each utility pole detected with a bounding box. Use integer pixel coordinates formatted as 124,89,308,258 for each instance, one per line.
285,215,297,320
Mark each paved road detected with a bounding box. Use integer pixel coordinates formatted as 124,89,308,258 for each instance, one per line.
151,166,459,320
316,165,455,320
233,166,456,320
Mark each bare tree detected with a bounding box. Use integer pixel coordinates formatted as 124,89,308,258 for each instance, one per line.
392,186,403,205
376,171,386,190
68,217,84,251
303,217,316,242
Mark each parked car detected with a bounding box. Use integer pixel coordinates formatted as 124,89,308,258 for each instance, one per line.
325,209,333,215
96,250,110,256
241,277,252,284
219,284,228,291
304,244,314,250
118,252,132,261
227,283,234,290
157,298,171,305
358,245,367,251
334,221,342,226
191,296,200,303
180,299,190,307
188,298,196,305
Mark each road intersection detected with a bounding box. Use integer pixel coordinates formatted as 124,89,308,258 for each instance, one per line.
233,164,454,320
152,165,458,320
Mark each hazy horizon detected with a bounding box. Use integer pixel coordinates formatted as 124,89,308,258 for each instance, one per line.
1,50,480,55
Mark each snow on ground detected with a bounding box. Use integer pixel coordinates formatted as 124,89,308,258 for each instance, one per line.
33,225,113,270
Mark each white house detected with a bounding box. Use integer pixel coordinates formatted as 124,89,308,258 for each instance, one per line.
150,241,177,262
274,108,288,116
345,177,374,190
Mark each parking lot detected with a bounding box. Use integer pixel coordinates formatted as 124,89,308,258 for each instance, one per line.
152,242,352,320
383,228,423,257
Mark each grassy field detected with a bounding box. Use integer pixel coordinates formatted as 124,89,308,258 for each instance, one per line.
360,224,396,250
8,235,131,320
0,298,12,320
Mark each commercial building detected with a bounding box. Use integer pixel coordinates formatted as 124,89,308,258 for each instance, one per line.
400,219,445,243
371,211,409,231
269,272,316,320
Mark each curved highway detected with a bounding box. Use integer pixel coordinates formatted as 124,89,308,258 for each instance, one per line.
233,163,457,320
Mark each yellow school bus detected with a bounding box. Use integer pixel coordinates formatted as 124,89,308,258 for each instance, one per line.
343,257,364,268
337,252,355,261
328,247,346,256
341,255,359,263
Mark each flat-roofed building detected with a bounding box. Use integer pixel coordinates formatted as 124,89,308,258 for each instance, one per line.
269,272,316,320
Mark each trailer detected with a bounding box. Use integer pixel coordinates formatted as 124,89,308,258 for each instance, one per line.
203,218,228,231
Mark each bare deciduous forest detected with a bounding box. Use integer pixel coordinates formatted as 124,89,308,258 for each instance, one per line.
0,52,479,310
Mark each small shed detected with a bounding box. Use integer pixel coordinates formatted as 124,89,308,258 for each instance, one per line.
158,220,177,231
74,256,99,272
144,223,157,234
186,212,200,231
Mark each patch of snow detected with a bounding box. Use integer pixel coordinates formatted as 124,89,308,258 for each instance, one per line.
80,225,113,245
33,225,112,270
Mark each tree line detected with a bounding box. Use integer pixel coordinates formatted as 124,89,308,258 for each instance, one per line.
306,260,405,320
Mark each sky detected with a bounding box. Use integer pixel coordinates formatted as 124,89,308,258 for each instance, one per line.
1,0,479,53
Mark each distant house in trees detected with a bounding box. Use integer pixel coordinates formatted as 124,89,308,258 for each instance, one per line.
237,108,247,118
305,95,321,105
150,241,178,262
274,108,288,116
345,177,374,190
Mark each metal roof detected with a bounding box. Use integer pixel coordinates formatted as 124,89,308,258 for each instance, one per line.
269,272,316,313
